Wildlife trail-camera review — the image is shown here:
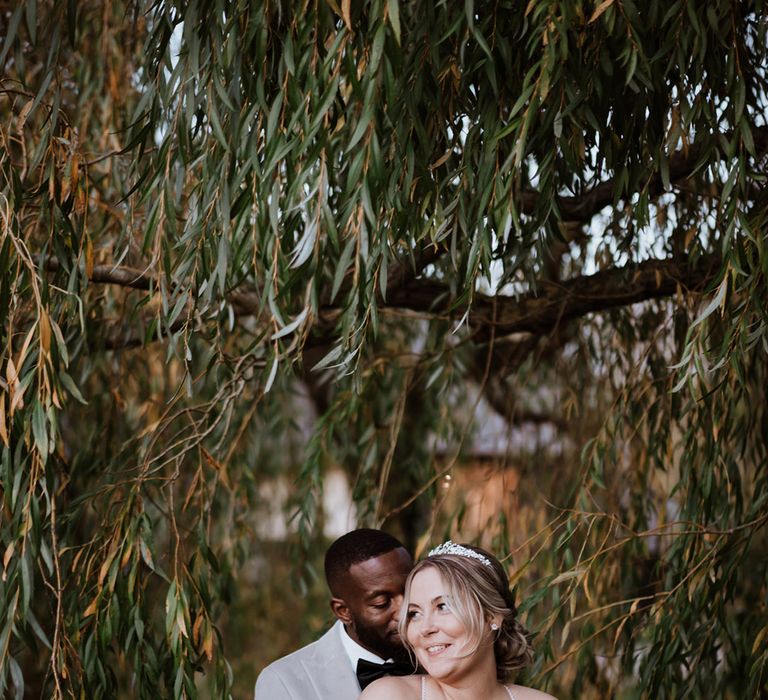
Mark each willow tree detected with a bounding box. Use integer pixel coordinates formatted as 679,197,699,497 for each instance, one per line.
1,0,767,697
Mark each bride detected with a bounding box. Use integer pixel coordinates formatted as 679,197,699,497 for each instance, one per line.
360,541,557,700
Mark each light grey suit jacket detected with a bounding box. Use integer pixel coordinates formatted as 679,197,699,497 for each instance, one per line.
254,622,361,700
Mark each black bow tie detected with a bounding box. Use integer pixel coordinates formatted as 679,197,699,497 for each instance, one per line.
355,658,414,689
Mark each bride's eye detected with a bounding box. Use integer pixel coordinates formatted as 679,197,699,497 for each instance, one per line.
406,609,420,620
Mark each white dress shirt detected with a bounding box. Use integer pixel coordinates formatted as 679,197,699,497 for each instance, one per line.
336,619,388,674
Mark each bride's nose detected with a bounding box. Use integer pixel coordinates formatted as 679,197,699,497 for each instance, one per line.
419,614,437,637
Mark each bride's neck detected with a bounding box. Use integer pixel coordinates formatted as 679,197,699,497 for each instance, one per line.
431,661,506,700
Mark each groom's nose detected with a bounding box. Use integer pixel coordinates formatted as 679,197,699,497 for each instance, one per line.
391,593,404,621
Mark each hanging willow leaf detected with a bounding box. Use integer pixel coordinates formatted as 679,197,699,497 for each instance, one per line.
1,2,767,698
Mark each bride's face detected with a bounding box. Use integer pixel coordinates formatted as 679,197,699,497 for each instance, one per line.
404,567,481,678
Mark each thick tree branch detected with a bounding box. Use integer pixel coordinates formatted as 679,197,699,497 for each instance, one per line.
44,258,153,290
386,254,720,339
489,255,719,334
382,243,446,300
377,125,767,308
520,125,768,222
42,125,762,343
320,239,446,306
461,255,717,440
45,253,720,351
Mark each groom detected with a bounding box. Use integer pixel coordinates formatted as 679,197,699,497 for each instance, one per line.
254,528,414,700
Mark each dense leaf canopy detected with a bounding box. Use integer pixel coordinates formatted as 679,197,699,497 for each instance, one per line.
1,0,767,697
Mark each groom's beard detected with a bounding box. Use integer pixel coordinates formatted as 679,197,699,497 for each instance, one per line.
351,616,409,663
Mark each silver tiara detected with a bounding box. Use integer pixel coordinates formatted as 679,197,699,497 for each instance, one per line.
427,540,492,567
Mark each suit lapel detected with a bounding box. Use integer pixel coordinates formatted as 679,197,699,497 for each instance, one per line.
303,623,361,700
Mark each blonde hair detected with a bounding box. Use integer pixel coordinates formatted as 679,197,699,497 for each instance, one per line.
398,545,533,681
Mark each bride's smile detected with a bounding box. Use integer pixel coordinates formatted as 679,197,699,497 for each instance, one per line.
405,566,495,678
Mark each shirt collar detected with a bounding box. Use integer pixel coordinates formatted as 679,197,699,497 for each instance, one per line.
335,619,387,673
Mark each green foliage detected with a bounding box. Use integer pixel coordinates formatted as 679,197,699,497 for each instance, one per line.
1,0,767,697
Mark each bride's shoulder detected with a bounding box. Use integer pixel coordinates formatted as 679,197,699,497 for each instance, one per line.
509,685,559,700
360,674,422,699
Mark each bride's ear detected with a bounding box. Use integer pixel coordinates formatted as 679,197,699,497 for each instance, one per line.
330,597,352,624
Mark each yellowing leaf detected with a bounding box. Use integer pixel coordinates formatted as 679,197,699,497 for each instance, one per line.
429,150,452,171
341,0,352,30
193,613,204,645
612,614,630,653
51,386,62,410
3,541,14,570
0,396,8,447
17,99,33,132
203,624,214,661
71,547,85,573
139,539,155,570
60,174,71,203
120,541,134,568
6,356,18,388
752,626,768,655
75,185,87,216
39,311,51,353
85,235,94,279
551,568,585,585
98,547,117,586
589,0,615,23
71,152,80,189
176,606,188,638
8,358,27,414
525,0,536,17
582,568,594,605
83,595,99,618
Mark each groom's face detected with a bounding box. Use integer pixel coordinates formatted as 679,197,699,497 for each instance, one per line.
331,547,413,660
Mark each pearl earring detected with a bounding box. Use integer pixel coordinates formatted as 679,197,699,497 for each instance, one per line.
490,622,499,630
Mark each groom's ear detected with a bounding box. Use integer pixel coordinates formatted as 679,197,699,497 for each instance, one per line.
330,597,352,624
